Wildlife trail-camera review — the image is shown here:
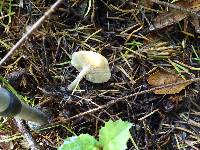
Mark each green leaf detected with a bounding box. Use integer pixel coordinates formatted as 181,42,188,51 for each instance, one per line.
58,134,99,150
99,119,132,150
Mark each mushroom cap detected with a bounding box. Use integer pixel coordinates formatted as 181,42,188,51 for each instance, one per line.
71,51,111,83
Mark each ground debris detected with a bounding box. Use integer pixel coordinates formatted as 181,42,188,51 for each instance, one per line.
0,0,200,149
150,0,200,33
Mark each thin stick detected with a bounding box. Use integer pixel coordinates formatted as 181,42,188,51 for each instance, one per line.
67,78,194,120
38,77,200,129
150,0,200,17
0,0,63,66
138,109,159,121
15,119,40,150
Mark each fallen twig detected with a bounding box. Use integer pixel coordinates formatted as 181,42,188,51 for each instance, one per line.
0,0,63,66
150,0,200,17
38,77,200,129
15,119,40,150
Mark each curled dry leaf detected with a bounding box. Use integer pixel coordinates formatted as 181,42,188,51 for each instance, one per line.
150,12,187,31
147,68,191,94
150,0,200,32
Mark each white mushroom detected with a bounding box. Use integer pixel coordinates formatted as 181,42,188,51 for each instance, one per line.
68,51,111,91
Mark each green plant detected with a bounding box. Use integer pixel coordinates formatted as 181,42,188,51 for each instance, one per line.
0,0,15,32
125,40,143,49
191,45,200,63
58,119,133,150
0,75,35,106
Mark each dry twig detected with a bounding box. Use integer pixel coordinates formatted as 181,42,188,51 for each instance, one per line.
39,77,200,129
150,0,200,17
15,119,40,150
0,0,64,66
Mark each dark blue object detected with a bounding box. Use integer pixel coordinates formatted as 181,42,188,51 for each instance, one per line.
0,88,22,117
0,87,48,125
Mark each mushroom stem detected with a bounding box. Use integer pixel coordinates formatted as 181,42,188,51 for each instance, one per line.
68,66,91,91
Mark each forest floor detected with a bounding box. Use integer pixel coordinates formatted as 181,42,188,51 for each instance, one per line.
0,0,200,149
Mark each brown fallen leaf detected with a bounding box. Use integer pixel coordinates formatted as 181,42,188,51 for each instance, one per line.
150,11,187,31
150,0,200,33
147,68,191,94
140,0,153,8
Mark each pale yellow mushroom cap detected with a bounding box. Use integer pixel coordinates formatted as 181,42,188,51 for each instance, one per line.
71,51,111,83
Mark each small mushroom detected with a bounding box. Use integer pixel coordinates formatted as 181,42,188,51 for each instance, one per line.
68,51,111,90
